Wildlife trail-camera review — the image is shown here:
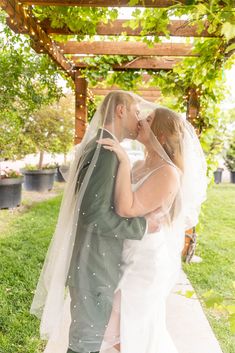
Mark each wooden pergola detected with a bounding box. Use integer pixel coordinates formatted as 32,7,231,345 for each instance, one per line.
0,0,219,145
1,0,226,260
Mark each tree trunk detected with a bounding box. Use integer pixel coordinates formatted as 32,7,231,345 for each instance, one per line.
38,151,44,169
64,153,67,165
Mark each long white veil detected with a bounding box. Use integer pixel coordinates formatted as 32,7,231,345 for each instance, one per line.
30,92,207,353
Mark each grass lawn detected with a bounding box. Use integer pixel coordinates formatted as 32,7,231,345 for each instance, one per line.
0,184,234,353
0,195,62,353
183,183,235,353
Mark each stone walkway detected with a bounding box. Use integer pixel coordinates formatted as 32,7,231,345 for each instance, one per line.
167,270,224,353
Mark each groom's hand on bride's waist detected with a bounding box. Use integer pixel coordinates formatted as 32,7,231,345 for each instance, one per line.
145,212,162,233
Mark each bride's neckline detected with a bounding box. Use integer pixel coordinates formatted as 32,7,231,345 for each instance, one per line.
131,163,166,185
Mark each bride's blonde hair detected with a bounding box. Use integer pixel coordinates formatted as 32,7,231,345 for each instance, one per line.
151,107,185,172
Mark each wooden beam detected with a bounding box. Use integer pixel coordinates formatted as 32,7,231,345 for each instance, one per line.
39,19,214,38
1,0,75,78
91,88,161,96
115,56,183,69
92,84,160,90
91,88,161,102
91,86,161,92
60,42,196,56
73,56,182,70
19,1,186,7
75,71,88,144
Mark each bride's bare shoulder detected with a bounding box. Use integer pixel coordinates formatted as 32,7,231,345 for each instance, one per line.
159,163,179,175
150,164,180,187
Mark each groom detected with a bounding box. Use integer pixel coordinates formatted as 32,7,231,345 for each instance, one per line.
66,91,158,353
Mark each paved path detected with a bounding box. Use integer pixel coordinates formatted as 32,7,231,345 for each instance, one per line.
166,270,224,353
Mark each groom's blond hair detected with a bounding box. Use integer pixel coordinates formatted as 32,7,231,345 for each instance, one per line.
100,91,135,124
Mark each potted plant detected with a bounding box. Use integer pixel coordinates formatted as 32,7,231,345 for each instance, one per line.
224,134,235,183
0,167,24,209
21,163,57,192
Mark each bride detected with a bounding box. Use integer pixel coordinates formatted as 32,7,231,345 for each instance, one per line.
97,106,207,353
30,91,207,353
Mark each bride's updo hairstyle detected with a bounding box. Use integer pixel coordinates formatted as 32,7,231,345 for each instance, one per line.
150,107,185,172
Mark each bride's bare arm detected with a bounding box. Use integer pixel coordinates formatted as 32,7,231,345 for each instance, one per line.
97,138,180,218
115,162,179,217
114,158,134,216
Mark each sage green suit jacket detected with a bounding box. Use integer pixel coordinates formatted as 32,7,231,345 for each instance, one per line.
66,129,146,352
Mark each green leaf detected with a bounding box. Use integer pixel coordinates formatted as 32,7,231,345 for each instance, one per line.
185,290,195,298
174,290,195,298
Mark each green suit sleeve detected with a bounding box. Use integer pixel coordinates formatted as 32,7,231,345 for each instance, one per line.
79,146,146,240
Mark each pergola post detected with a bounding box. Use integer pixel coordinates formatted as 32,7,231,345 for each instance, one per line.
75,70,88,145
186,87,200,128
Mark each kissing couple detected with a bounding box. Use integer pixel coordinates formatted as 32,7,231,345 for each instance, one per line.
30,90,207,353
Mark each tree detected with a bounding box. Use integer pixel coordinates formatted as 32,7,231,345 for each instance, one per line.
0,10,64,160
24,95,75,169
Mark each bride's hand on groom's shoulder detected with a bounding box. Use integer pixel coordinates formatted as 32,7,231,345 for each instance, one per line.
97,138,130,165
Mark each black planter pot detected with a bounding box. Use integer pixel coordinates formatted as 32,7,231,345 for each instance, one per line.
21,169,56,192
213,168,223,184
230,171,235,183
0,177,24,209
55,165,69,182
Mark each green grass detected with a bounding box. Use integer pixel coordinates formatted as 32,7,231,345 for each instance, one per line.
183,183,235,353
0,184,234,352
0,195,62,353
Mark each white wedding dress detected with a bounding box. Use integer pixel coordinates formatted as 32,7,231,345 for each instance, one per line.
101,168,181,353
